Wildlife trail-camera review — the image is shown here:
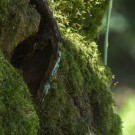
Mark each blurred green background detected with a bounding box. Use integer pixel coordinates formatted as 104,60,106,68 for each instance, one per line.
98,0,135,134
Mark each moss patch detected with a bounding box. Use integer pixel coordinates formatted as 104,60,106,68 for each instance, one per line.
0,0,39,56
49,0,108,39
36,1,122,134
0,52,39,135
37,30,122,135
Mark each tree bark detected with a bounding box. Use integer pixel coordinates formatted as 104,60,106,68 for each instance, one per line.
11,0,61,100
0,1,122,135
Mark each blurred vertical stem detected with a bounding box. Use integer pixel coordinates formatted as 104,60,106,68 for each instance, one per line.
104,0,113,65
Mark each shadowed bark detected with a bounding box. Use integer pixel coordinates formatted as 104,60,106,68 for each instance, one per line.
11,0,61,99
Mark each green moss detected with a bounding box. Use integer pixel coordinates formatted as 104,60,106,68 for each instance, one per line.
37,30,122,135
0,52,39,135
39,1,122,134
0,0,122,135
49,0,108,39
0,0,39,54
0,0,27,35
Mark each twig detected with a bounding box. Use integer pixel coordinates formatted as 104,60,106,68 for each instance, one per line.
104,0,113,65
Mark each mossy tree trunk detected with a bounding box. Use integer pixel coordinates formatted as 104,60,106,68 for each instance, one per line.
0,0,122,135
11,0,61,100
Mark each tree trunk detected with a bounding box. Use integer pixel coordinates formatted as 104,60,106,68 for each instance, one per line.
11,0,61,100
0,0,122,135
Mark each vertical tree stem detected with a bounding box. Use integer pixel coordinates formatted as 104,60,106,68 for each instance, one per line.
104,0,113,65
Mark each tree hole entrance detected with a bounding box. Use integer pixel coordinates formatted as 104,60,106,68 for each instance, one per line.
10,0,61,100
10,34,53,98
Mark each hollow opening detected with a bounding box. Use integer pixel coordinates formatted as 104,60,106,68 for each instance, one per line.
10,0,61,100
10,34,53,98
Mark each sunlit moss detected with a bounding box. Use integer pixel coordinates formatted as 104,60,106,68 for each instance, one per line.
38,30,122,135
49,0,108,39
